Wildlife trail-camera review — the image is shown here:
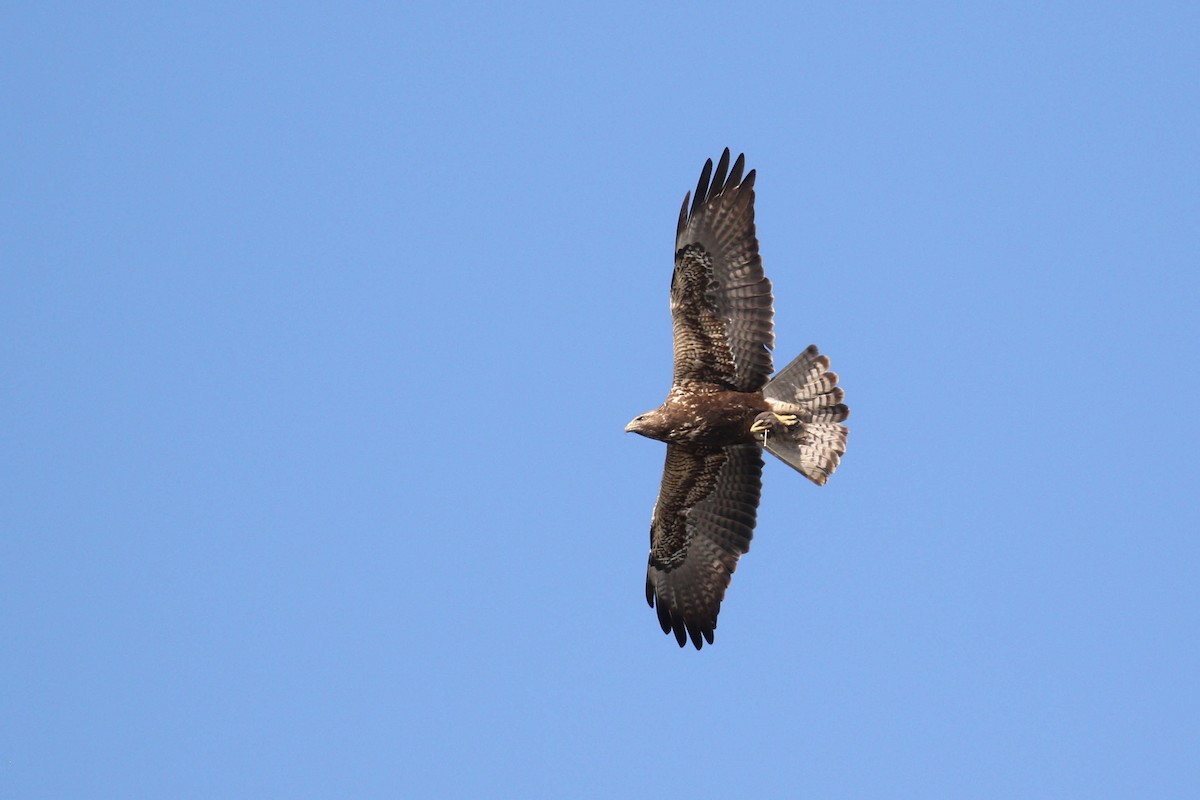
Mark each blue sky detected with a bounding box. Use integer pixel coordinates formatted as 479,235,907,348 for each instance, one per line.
3,2,1198,797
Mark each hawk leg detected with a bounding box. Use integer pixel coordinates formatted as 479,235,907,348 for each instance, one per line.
750,412,799,445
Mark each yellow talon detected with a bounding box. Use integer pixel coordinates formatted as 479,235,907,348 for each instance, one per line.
751,413,799,434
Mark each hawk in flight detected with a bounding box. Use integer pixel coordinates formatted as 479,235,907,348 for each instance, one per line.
625,149,849,649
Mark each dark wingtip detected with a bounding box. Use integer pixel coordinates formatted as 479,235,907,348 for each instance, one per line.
650,588,720,650
680,151,752,230
690,158,713,218
672,619,688,647
710,148,731,198
677,192,690,237
656,596,672,634
686,621,712,650
728,152,745,187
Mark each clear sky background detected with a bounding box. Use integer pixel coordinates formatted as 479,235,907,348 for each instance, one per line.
3,3,1198,798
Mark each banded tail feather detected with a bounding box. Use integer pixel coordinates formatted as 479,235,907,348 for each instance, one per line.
758,345,849,485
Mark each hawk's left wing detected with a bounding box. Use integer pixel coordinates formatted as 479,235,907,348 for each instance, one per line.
670,149,775,392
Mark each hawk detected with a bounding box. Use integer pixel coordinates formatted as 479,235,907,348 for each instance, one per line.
625,149,849,649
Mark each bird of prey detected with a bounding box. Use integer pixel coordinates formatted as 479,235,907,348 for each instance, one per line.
625,149,849,649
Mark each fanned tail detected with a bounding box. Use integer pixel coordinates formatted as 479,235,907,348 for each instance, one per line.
759,345,849,485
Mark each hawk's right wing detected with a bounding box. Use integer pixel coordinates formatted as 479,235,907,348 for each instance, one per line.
645,442,763,649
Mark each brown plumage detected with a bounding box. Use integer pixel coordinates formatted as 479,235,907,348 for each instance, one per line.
625,150,850,649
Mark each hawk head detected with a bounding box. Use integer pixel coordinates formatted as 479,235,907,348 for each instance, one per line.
625,408,672,441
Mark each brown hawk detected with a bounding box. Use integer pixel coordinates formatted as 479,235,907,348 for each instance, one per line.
625,149,850,649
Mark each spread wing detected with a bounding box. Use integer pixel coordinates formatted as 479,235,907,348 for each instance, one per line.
671,149,774,392
645,443,763,649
